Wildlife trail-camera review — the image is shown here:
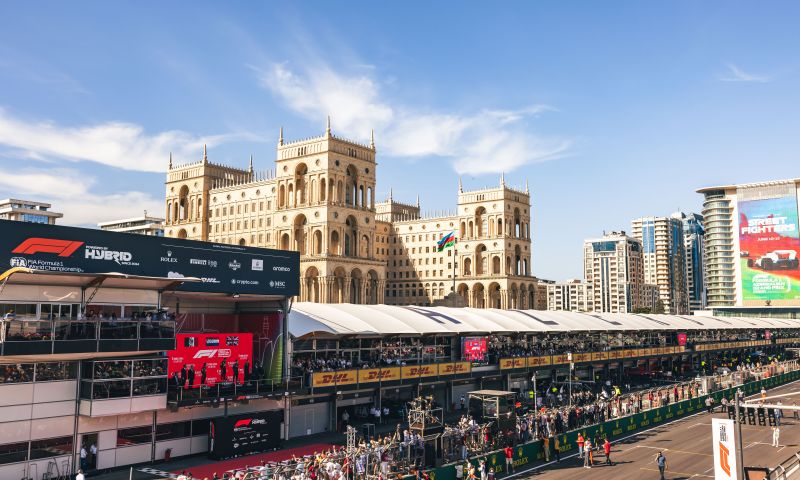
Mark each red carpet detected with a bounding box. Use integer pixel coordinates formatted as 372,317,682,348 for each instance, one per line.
172,443,333,479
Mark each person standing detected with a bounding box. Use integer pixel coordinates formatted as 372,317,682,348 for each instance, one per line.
577,433,585,459
89,442,97,469
75,469,85,480
504,445,514,474
187,365,195,388
200,363,207,386
553,435,561,462
583,438,592,468
772,426,781,447
656,452,667,480
79,445,88,472
220,359,228,383
460,395,466,410
479,460,487,480
542,435,550,462
455,461,464,480
232,360,239,385
603,438,612,466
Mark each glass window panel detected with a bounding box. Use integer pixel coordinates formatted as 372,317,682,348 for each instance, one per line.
35,362,77,382
117,426,152,447
30,436,73,460
91,380,131,399
191,420,210,436
0,441,29,465
93,360,131,379
155,422,191,441
132,359,167,378
0,364,34,384
132,378,166,396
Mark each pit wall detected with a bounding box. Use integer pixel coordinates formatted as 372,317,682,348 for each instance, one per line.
417,369,800,480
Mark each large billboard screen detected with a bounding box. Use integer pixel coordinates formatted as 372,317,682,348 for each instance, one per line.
461,337,488,363
168,333,253,387
738,194,800,301
209,410,282,460
0,219,299,296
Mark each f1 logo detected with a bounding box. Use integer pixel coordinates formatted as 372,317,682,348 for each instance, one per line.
719,442,731,476
193,350,217,359
234,419,252,428
12,238,84,257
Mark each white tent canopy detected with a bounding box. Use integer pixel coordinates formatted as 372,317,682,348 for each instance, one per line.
288,303,800,338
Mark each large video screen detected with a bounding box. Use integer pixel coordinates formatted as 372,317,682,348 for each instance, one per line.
462,337,488,363
0,219,299,296
209,410,282,460
168,333,253,387
738,194,800,302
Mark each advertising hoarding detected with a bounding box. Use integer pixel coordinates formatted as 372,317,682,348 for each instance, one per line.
712,418,739,480
738,194,800,302
0,219,299,296
169,333,253,387
209,410,282,460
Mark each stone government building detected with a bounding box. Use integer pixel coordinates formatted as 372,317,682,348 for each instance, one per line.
164,120,544,308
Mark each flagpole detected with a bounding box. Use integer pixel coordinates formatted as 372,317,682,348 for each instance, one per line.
452,239,457,294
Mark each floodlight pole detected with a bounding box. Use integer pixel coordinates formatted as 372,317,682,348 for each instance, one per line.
735,390,745,480
531,372,537,409
567,353,573,409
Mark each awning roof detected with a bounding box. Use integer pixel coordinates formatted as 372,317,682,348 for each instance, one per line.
288,303,800,338
0,267,201,291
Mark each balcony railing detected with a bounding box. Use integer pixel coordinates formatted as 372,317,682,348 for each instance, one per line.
167,376,305,405
0,319,175,355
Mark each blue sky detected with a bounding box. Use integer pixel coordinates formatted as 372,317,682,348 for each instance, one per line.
1,2,798,280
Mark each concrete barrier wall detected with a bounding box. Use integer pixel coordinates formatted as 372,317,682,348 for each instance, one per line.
418,369,800,480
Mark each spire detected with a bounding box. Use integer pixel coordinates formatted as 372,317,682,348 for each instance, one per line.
370,129,375,149
500,172,505,187
416,195,420,208
325,115,331,137
248,155,254,174
279,127,284,146
458,176,463,193
388,188,393,201
202,144,208,164
168,152,172,170
525,178,529,194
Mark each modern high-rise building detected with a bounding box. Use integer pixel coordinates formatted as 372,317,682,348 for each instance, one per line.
583,231,647,313
675,212,706,311
630,216,689,314
0,198,62,224
546,279,593,312
697,178,800,309
98,214,165,236
163,120,542,308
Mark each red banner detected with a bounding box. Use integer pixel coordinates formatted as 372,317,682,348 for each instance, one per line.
169,333,253,388
677,333,687,346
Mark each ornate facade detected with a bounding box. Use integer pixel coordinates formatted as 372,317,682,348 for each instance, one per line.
164,120,542,307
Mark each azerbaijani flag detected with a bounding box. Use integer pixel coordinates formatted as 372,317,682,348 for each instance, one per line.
437,231,456,252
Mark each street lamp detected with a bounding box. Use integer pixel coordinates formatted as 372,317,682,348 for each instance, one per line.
567,352,573,408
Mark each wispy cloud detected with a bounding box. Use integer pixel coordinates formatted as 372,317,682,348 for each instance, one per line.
719,64,771,83
0,108,251,173
252,61,569,175
0,168,163,226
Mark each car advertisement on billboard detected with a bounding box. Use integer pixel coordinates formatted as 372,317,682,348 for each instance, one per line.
738,194,800,302
209,410,282,460
168,333,253,387
0,219,299,296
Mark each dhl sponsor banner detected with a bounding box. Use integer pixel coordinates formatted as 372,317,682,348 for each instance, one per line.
609,350,623,360
312,370,358,388
527,356,551,367
358,367,401,384
439,362,471,376
623,349,636,358
401,364,438,378
573,353,591,363
591,352,608,361
552,354,570,365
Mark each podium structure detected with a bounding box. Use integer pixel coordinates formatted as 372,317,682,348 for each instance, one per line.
468,390,517,436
